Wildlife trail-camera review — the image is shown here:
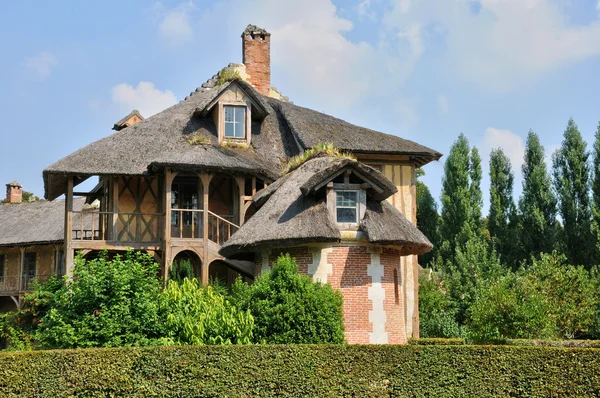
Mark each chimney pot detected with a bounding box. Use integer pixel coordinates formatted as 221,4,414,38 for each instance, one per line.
5,181,23,203
242,24,271,96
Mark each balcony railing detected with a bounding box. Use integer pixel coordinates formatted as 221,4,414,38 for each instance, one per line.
70,209,239,246
71,211,162,243
0,274,54,293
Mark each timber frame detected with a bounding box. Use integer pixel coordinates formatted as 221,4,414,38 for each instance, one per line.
63,169,266,286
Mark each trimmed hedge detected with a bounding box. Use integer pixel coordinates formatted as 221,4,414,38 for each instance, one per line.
505,339,600,348
1,345,600,397
408,338,466,345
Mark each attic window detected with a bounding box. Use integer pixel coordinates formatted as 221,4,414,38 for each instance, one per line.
224,106,246,139
336,190,359,223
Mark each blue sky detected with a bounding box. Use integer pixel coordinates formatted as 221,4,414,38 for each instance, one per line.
1,0,600,214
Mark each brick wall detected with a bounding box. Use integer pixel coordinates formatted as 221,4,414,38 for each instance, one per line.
242,33,271,96
256,244,407,345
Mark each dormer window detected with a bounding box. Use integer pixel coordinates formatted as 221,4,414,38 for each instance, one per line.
336,190,359,223
224,106,246,139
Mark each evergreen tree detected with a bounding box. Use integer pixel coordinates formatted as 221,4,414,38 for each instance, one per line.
488,148,517,268
591,123,600,257
552,118,593,267
518,131,557,261
416,169,440,266
470,147,483,234
439,134,482,261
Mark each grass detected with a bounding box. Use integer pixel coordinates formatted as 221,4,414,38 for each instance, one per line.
216,68,241,86
282,142,355,175
185,133,209,145
220,141,250,150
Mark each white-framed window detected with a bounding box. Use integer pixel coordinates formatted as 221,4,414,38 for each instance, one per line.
335,190,359,224
224,106,246,139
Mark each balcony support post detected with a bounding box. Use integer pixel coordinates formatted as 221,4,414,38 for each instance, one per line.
64,176,74,277
199,172,213,286
163,169,175,286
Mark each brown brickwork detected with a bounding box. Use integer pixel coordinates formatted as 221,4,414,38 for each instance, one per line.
5,182,22,203
255,244,408,345
242,31,271,96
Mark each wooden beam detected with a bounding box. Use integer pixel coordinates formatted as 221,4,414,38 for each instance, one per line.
64,177,74,277
70,241,161,251
199,172,213,286
18,247,25,292
111,177,119,241
236,176,245,226
163,169,175,285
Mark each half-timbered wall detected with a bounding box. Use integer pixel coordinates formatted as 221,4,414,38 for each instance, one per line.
116,176,161,243
0,244,58,295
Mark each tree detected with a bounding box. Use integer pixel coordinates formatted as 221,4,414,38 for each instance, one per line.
488,149,518,268
518,130,557,261
591,123,600,256
231,254,345,344
37,251,165,349
552,118,593,267
416,169,440,266
439,134,482,260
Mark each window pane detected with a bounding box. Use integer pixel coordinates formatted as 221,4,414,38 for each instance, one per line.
336,191,357,206
234,107,245,122
0,255,4,277
337,208,357,223
234,121,245,138
225,122,235,137
224,106,235,122
24,253,36,276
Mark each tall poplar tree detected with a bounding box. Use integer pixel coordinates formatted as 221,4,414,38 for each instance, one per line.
488,148,517,268
416,169,440,266
552,118,593,267
439,134,483,260
590,123,600,256
519,130,557,260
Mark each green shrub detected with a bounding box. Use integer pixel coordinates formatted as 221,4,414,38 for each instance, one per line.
231,254,345,344
408,338,466,345
159,279,253,345
0,276,63,350
527,252,598,338
36,251,165,349
168,259,194,283
467,272,554,342
1,345,600,397
418,274,463,338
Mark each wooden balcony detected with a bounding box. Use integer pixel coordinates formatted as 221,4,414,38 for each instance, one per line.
0,274,54,295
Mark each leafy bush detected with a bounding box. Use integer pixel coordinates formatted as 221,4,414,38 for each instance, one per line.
231,254,345,344
418,273,462,338
1,345,600,397
526,252,598,338
467,272,554,342
36,251,165,349
0,276,63,350
159,278,253,345
168,259,194,283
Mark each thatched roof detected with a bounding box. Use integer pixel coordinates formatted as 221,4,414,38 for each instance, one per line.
269,99,442,165
0,198,87,247
44,72,441,200
220,156,432,257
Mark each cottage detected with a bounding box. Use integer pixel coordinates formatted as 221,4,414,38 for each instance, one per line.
0,183,87,311
39,25,441,342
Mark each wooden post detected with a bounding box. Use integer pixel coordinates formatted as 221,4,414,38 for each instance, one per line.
18,247,25,292
163,170,175,285
111,176,119,242
236,176,245,226
199,172,213,286
64,177,74,277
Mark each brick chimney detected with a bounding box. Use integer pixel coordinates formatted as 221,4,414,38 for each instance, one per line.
5,181,22,203
242,24,271,96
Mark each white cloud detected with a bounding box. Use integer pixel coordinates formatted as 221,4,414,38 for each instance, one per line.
598,0,600,11
23,52,58,79
397,24,424,58
437,95,449,114
481,128,525,170
157,2,194,48
384,0,600,90
111,81,177,117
